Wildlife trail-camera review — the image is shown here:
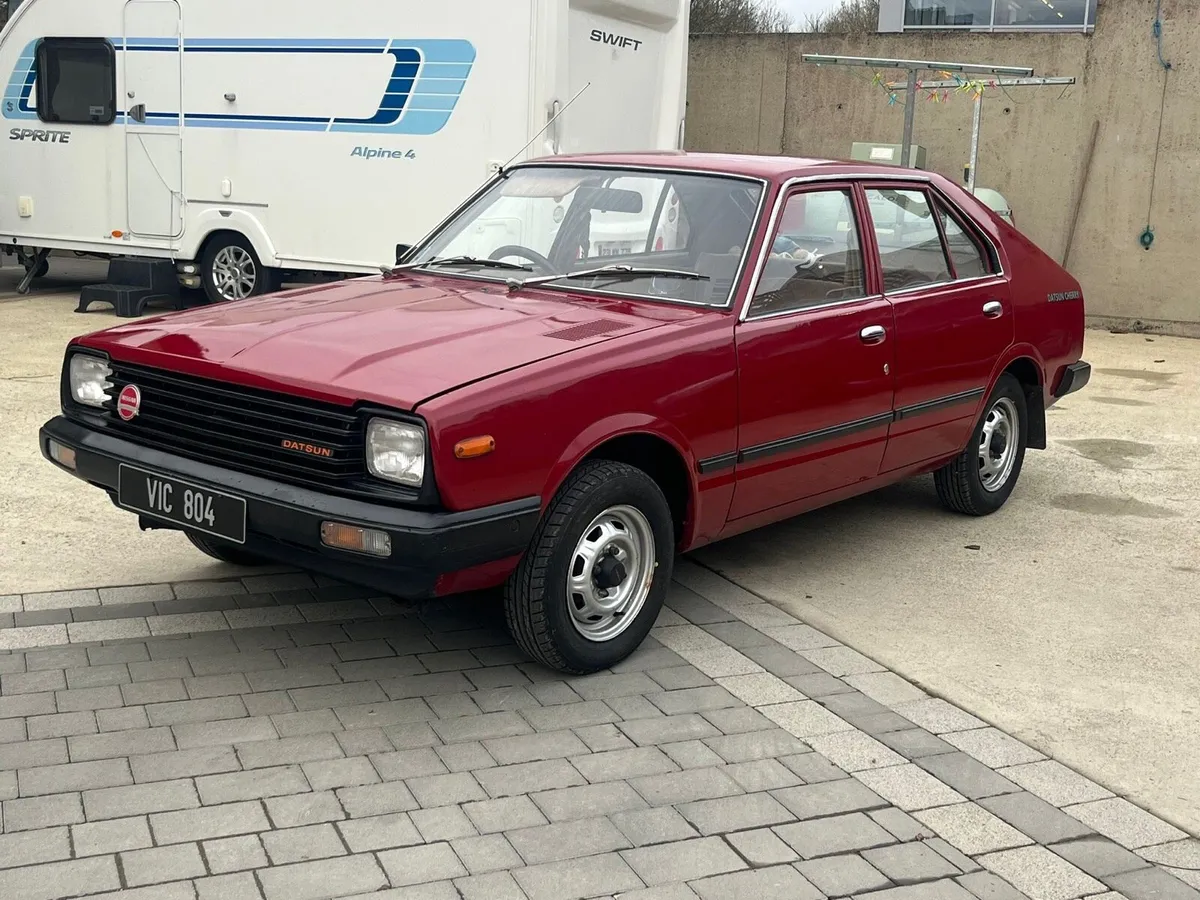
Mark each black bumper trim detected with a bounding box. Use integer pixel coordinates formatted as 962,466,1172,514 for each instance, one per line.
40,416,541,599
1054,361,1091,398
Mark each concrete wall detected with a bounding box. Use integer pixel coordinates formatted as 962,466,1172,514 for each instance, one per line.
685,0,1200,334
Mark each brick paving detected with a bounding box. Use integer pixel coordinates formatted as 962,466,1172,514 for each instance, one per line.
0,558,1194,899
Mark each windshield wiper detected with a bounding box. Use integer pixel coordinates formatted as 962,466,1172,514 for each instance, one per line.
506,264,709,293
383,255,533,275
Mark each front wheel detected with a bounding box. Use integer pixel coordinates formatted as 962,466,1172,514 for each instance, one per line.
935,373,1028,516
504,459,674,674
200,233,280,304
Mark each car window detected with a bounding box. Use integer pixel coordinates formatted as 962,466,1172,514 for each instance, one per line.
866,188,952,292
748,188,867,317
937,203,989,279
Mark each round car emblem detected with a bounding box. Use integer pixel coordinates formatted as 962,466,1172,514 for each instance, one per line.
117,384,142,421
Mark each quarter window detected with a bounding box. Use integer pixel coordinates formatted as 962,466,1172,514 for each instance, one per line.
937,203,990,279
35,38,116,125
749,188,867,317
866,188,952,292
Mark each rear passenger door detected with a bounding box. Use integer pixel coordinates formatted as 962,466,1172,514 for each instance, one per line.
862,183,1015,474
730,184,896,521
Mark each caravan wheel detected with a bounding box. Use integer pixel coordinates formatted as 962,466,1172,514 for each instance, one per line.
201,233,281,304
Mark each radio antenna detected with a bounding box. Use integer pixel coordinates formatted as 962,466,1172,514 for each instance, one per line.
499,81,592,173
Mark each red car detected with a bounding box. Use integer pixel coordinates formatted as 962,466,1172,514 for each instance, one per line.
41,152,1090,674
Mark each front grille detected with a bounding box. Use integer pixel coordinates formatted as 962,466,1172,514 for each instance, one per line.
102,361,368,491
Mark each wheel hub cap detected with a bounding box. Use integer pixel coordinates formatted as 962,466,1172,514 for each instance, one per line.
211,247,257,301
567,505,656,643
978,396,1019,493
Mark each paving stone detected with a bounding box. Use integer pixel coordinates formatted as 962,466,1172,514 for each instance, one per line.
532,781,648,822
0,738,68,770
977,792,1094,845
574,724,636,754
173,716,278,748
786,673,859,698
726,758,804,792
662,740,724,769
455,870,530,900
691,864,824,900
476,759,586,798
1141,839,1200,869
1063,797,1187,849
1171,871,1200,891
378,842,469,886
855,764,968,811
195,873,263,900
722,826,797,865
121,679,188,706
955,871,1034,900
270,790,347,826
629,765,742,807
863,842,963,883
0,856,120,899
807,731,906,772
67,664,134,689
147,696,248,726
775,812,897,859
290,682,390,712
1048,836,1153,878
0,826,72,867
667,586,736,625
334,811,421,852
370,748,447,782
705,728,809,762
18,758,132,796
471,687,542,714
736,642,823,679
916,802,1035,855
647,667,716,692
301,755,379,791
611,807,699,847
780,750,851,783
445,833,521,875
197,764,310,804
843,673,929,707
508,816,631,865
942,728,1046,768
464,796,548,834
268,710,341,739
483,730,590,766
204,834,268,873
406,772,486,807
761,700,854,738
771,778,888,820
67,726,176,763
893,699,987,735
121,842,206,885
27,711,95,740
979,846,1105,900
797,853,892,896
997,761,1115,808
1,793,84,830
700,705,775,735
94,883,200,900
259,853,390,900
339,700,436,730
3,670,66,695
917,753,1022,800
677,791,795,834
1106,867,1200,900
427,693,484,719
514,852,644,900
0,693,58,720
72,815,154,855
335,781,418,818
878,728,957,760
763,624,840,652
615,885,702,900
622,835,746,884
856,880,978,899
151,800,270,843
263,822,346,864
412,805,477,842
435,742,496,773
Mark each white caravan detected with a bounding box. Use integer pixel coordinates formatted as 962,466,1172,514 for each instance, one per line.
0,0,689,303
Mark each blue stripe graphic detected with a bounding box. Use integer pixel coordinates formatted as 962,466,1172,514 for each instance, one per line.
2,37,475,135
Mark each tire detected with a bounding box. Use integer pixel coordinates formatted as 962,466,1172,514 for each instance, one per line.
504,459,674,675
935,373,1028,516
187,533,270,567
200,233,281,304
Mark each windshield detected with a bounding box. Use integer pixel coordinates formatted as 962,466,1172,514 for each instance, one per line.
407,165,765,306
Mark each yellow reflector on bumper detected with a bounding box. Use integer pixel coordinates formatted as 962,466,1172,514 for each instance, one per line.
48,440,77,471
320,521,392,558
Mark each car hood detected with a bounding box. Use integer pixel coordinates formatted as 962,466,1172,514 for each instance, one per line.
75,275,683,410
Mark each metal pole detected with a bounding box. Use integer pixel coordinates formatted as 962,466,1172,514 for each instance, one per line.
901,68,918,167
967,93,983,192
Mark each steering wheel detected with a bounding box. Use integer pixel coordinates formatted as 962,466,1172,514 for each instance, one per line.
488,244,561,275
791,247,823,270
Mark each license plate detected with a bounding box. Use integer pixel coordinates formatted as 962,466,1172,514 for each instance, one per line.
118,464,247,544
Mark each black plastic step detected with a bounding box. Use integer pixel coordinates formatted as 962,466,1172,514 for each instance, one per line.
77,284,183,318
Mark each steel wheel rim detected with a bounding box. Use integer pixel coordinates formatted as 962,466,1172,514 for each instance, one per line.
212,246,257,301
978,396,1019,493
567,504,656,643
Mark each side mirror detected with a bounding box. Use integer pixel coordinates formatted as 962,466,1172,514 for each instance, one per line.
395,243,413,265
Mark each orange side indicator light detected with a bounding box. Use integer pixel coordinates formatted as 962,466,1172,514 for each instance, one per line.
454,435,496,459
111,230,123,238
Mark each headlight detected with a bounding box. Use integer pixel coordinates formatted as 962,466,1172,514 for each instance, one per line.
69,354,113,408
366,418,425,487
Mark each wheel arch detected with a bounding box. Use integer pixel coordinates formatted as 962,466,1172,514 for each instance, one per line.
999,353,1046,450
181,210,279,269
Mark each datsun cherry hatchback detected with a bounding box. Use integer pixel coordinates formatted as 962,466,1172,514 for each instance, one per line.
41,152,1090,674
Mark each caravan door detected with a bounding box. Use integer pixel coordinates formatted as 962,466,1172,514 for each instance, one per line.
122,0,183,239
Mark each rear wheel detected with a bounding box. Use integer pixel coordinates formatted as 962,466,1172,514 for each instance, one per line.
504,459,673,674
187,533,270,567
935,374,1027,516
200,233,280,304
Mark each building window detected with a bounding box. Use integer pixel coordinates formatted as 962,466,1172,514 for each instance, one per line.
35,38,116,126
901,0,1096,29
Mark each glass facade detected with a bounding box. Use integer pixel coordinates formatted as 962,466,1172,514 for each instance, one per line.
903,0,1097,29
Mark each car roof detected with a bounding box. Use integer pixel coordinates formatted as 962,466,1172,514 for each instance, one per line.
517,150,930,183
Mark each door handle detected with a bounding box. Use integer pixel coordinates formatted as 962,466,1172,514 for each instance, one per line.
128,103,147,124
982,300,1004,318
860,325,887,345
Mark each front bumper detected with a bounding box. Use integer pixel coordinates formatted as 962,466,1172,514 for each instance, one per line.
40,416,541,599
1054,360,1092,398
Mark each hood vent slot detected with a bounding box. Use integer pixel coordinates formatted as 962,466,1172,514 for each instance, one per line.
544,320,628,342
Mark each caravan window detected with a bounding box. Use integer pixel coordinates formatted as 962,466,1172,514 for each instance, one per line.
35,38,116,125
